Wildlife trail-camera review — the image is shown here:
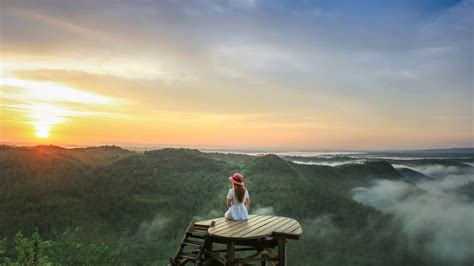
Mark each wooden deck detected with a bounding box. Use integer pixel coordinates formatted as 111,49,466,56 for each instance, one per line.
195,215,302,240
173,214,303,265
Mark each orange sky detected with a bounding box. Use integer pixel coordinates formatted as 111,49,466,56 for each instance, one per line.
1,1,472,150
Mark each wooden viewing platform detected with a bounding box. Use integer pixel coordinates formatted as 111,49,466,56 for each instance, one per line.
171,215,302,265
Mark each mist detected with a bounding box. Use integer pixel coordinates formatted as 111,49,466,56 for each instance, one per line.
392,163,471,178
292,159,365,167
393,163,474,194
136,214,171,241
251,206,275,215
351,164,474,264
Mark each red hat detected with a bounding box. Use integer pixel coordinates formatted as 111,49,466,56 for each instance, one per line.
228,173,244,186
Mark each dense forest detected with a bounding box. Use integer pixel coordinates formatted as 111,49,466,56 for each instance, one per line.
0,145,471,265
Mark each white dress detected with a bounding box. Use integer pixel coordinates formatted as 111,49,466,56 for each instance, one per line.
224,188,250,220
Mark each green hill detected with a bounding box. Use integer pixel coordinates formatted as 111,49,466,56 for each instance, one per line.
396,167,434,182
0,146,435,265
456,181,474,200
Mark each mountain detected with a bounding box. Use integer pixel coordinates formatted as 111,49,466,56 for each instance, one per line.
456,181,474,200
0,146,435,265
386,158,472,168
369,148,474,158
396,167,434,182
0,145,134,237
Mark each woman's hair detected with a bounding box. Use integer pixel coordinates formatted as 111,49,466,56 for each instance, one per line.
233,183,246,203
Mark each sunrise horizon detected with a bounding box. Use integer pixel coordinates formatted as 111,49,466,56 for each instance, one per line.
1,0,473,152
1,1,474,265
1,139,472,153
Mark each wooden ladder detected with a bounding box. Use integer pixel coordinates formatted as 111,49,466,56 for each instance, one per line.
170,221,211,265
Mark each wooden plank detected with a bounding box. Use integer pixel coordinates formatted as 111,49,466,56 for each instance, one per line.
208,237,278,249
218,216,278,237
273,220,298,235
235,216,286,238
277,221,300,235
207,219,244,235
240,217,292,238
195,217,225,227
219,216,276,237
211,215,272,236
209,215,268,235
273,221,302,239
199,215,302,241
195,214,257,228
290,225,303,235
217,214,257,228
228,216,282,239
208,215,260,233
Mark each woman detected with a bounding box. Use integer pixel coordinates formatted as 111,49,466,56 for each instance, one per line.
225,173,250,221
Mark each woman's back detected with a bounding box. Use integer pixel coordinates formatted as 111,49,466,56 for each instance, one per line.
227,188,250,205
225,188,250,220
225,173,250,221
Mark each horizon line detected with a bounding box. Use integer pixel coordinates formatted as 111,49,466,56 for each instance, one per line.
1,141,473,153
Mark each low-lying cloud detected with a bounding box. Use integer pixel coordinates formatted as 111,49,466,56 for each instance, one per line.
351,164,474,264
352,180,417,212
291,159,366,166
251,206,275,215
136,214,171,241
193,209,222,221
393,163,474,194
393,163,471,178
302,215,340,238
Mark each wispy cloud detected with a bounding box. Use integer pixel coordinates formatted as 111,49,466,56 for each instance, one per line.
0,0,471,148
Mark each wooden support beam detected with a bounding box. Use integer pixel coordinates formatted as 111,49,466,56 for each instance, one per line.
226,240,235,266
277,237,286,266
203,238,213,260
209,236,278,249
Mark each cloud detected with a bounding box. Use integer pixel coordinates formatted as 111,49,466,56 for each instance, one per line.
193,209,222,221
211,44,311,80
1,0,472,148
302,215,340,238
136,214,171,241
395,192,474,263
418,174,474,195
291,159,365,167
392,164,472,178
229,0,256,8
1,77,120,104
392,163,474,194
352,180,418,212
351,164,474,264
251,206,275,215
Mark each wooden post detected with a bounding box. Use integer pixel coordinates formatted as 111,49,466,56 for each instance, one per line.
204,239,213,260
226,240,235,266
277,237,286,266
260,248,266,266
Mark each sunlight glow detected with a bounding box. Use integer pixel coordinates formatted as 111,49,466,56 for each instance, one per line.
35,126,50,138
28,103,67,139
1,77,116,104
2,59,178,81
0,74,125,140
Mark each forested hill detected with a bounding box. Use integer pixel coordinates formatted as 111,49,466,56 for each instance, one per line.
1,146,435,265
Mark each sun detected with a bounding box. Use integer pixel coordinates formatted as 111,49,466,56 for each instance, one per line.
28,103,66,140
35,125,51,138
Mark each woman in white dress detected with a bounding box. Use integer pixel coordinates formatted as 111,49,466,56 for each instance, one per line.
225,173,250,220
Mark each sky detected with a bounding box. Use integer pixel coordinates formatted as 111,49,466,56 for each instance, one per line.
0,0,473,150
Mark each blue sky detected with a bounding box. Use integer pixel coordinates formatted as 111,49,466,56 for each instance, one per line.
0,0,473,149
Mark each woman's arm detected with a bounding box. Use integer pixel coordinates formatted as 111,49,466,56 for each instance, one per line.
246,198,250,211
226,199,232,208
